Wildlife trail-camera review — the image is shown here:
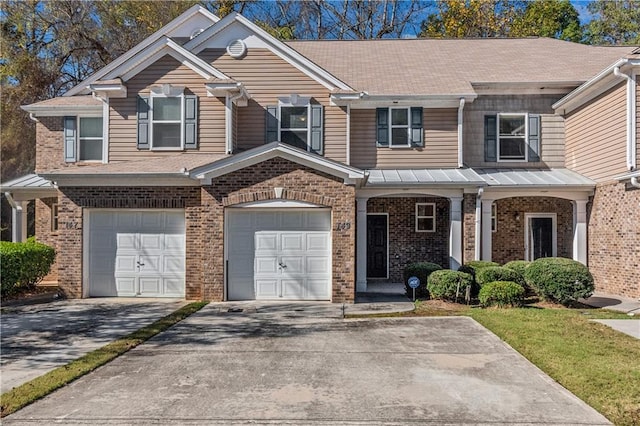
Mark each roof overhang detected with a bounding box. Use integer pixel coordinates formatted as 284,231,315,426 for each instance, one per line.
89,78,127,100
191,142,365,185
205,81,251,106
1,174,57,200
331,94,478,108
554,58,640,115
21,103,103,117
39,173,199,187
472,81,581,96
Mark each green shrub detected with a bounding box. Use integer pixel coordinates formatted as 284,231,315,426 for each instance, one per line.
465,260,500,271
503,260,532,291
479,281,525,307
524,257,594,306
476,266,522,287
403,262,443,299
458,261,499,296
0,240,56,297
427,270,473,302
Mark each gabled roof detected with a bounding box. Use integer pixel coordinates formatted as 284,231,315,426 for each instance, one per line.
185,12,352,92
64,5,220,96
288,38,636,96
22,95,103,116
191,142,364,183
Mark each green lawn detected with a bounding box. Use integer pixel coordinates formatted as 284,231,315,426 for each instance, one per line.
410,302,640,425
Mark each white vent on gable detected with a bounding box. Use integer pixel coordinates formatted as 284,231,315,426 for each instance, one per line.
227,39,247,59
190,28,205,40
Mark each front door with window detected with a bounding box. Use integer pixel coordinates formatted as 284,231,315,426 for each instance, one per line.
525,214,557,261
367,214,388,278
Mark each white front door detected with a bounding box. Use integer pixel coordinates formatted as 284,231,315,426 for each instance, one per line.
255,231,331,300
88,210,185,298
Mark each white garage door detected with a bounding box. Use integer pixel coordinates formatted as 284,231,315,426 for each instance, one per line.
87,210,185,298
226,209,331,301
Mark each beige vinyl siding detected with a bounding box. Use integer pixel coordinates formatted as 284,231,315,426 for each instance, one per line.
464,95,565,168
349,108,458,169
200,48,346,163
108,55,226,162
565,83,627,182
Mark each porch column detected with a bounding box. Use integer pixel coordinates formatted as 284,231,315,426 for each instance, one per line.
449,196,463,270
481,198,494,261
6,193,28,243
573,199,588,265
356,197,369,292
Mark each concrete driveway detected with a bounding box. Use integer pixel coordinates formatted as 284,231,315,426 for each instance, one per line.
5,303,610,425
1,298,186,393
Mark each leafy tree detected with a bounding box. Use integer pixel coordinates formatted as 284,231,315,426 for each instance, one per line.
511,0,582,42
585,0,640,45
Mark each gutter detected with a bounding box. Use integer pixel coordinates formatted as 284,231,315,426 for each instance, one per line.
613,65,637,171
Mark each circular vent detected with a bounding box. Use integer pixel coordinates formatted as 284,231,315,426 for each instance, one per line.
226,39,247,59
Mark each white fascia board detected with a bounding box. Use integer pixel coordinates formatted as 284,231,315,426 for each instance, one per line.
553,58,629,114
472,82,581,96
192,143,364,181
186,12,352,92
482,188,593,201
21,104,103,117
118,37,230,82
64,5,219,97
338,94,477,109
40,174,199,187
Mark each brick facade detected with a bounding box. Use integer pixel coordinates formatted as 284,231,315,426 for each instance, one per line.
35,196,60,281
367,197,450,282
36,117,65,173
587,181,640,298
463,193,477,264
492,196,573,264
55,158,356,302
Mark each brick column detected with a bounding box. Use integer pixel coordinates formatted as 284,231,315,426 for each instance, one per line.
356,197,368,292
449,196,463,270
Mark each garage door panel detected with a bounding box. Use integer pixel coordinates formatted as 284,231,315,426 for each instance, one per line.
89,210,185,298
256,279,278,298
306,256,329,274
255,233,277,252
279,211,304,228
255,257,278,274
256,212,278,228
307,211,331,230
307,234,330,251
281,279,304,299
281,233,304,251
307,279,331,299
281,256,304,273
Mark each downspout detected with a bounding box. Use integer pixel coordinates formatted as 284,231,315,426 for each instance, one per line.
474,187,483,260
28,113,39,122
4,192,25,243
613,66,636,171
457,98,465,168
346,104,351,165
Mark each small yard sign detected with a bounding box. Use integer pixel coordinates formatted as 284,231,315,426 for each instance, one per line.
408,276,420,301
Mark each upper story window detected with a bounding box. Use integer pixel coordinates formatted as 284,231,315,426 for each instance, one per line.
63,116,103,163
137,84,198,151
265,95,324,155
484,113,541,163
376,107,423,148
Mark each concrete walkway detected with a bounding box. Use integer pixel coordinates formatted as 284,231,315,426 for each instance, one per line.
581,292,640,339
0,298,186,393
4,305,610,425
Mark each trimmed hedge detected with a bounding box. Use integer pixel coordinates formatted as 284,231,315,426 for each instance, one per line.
0,239,56,297
458,261,500,296
524,257,594,306
403,262,443,299
503,260,532,291
479,281,525,307
427,270,473,302
476,266,522,288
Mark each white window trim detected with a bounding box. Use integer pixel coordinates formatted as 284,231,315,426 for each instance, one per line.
149,91,185,151
524,213,557,261
77,115,104,163
389,107,412,148
278,101,312,152
415,202,436,233
497,113,528,162
51,203,59,232
491,203,497,233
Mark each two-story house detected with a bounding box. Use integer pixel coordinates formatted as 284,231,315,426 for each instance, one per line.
2,5,638,302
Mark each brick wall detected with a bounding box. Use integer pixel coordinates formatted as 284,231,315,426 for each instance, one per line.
463,193,477,264
367,197,450,282
55,158,356,302
587,181,640,298
492,196,573,264
35,196,60,281
36,117,65,173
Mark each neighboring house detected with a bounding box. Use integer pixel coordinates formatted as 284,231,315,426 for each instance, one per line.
2,5,638,301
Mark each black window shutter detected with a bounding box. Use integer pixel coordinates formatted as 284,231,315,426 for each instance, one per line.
184,95,198,150
63,116,77,162
527,114,541,162
376,108,389,147
309,104,324,155
484,115,497,162
410,107,424,147
265,105,278,143
137,96,150,150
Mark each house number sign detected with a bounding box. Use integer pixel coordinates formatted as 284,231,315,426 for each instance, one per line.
336,222,351,231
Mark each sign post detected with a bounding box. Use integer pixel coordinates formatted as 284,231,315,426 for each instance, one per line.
407,276,420,302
